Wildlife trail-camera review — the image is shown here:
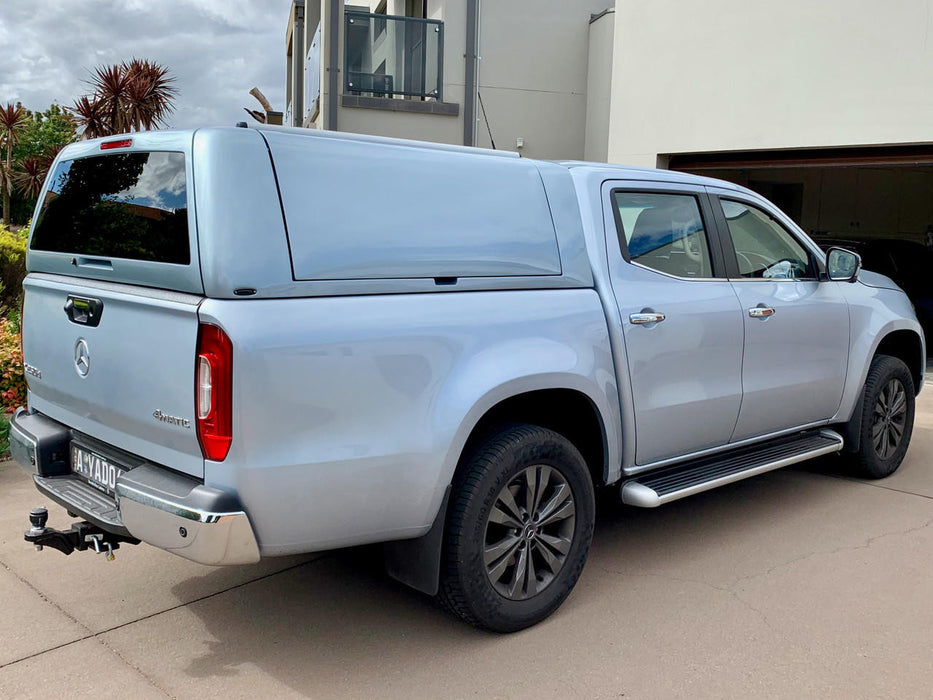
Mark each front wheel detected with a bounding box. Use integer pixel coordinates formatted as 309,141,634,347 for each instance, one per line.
847,354,915,479
438,424,595,632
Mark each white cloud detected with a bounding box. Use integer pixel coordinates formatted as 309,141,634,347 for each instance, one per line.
0,0,293,128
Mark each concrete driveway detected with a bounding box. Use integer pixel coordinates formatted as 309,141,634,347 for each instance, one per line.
2,393,933,699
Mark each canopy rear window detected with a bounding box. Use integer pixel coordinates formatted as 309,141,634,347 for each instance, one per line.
30,151,190,265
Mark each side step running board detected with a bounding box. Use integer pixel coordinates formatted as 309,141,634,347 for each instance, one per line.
621,429,844,508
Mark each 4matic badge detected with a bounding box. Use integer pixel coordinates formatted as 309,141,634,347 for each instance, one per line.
153,410,191,429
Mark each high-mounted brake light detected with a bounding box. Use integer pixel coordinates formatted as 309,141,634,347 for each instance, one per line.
100,139,133,150
196,323,233,461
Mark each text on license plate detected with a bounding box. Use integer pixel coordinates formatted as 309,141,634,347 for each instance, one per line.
71,445,124,494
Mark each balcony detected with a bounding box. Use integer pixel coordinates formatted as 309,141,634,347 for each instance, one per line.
344,10,443,102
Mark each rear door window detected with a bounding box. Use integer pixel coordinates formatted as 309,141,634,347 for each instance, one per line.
613,191,714,278
30,152,190,264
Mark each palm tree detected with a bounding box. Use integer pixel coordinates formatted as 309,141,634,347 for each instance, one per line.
123,59,177,130
71,59,177,139
14,155,55,200
71,96,109,140
0,103,27,225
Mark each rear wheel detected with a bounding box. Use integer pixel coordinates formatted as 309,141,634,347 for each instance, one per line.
848,354,915,479
438,424,595,632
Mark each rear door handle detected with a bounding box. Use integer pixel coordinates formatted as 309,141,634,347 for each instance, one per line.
629,312,666,325
748,306,775,318
64,296,104,327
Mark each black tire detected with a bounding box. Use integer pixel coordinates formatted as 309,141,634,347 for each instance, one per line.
847,354,915,479
438,424,595,633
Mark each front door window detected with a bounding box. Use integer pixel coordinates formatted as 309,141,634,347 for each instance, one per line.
720,200,813,280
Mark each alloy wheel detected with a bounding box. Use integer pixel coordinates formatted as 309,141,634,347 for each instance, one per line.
872,377,907,460
483,465,576,601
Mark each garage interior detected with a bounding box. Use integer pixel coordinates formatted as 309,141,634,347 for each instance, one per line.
669,145,933,246
669,145,933,358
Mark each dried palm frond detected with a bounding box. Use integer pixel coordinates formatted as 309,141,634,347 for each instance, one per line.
244,108,266,123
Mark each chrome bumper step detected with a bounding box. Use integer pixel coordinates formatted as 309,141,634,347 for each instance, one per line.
34,474,131,536
621,429,844,508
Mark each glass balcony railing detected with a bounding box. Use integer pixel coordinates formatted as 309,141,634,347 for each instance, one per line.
305,22,322,119
344,11,443,101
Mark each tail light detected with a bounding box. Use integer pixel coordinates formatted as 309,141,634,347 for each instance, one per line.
196,323,233,461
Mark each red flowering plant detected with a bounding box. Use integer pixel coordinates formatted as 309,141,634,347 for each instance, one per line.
0,315,25,413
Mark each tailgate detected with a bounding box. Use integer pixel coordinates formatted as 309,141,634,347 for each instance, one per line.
23,274,204,478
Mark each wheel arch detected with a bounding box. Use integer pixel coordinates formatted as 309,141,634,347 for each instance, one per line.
453,387,609,489
384,379,615,597
840,326,924,453
874,329,924,395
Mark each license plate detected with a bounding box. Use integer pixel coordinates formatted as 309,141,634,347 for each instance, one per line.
71,444,125,496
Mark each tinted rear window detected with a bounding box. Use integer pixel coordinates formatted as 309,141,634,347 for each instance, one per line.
31,152,190,264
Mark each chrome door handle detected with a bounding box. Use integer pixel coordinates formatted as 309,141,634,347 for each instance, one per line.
748,307,775,318
630,312,666,325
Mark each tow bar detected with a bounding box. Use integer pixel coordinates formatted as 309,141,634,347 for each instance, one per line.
24,507,139,560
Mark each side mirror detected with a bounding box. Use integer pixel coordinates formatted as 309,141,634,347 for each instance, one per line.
826,247,861,282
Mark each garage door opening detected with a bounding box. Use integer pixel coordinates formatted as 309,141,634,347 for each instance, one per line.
668,145,933,245
668,145,933,352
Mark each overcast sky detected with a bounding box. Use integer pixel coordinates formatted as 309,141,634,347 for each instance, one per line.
0,0,294,129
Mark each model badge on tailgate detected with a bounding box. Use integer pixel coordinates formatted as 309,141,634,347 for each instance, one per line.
153,410,191,428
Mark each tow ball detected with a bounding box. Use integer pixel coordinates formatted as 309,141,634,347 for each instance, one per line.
24,508,138,561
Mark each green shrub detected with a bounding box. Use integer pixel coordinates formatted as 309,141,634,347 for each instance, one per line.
6,299,20,334
0,412,9,456
0,223,27,311
0,317,26,413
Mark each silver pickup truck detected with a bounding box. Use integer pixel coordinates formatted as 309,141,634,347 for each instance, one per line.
10,126,924,632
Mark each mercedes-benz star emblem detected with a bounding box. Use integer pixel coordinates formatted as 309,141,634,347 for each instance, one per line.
74,338,90,377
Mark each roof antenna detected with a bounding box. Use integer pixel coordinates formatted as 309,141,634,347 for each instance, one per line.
477,91,496,149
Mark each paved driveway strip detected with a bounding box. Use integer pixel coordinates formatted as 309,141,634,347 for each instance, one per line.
2,388,933,699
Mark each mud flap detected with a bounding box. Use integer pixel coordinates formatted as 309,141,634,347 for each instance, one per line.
383,486,450,596
841,397,864,453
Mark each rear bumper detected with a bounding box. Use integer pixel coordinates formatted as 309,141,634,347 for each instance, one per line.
10,408,260,566
116,465,260,565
